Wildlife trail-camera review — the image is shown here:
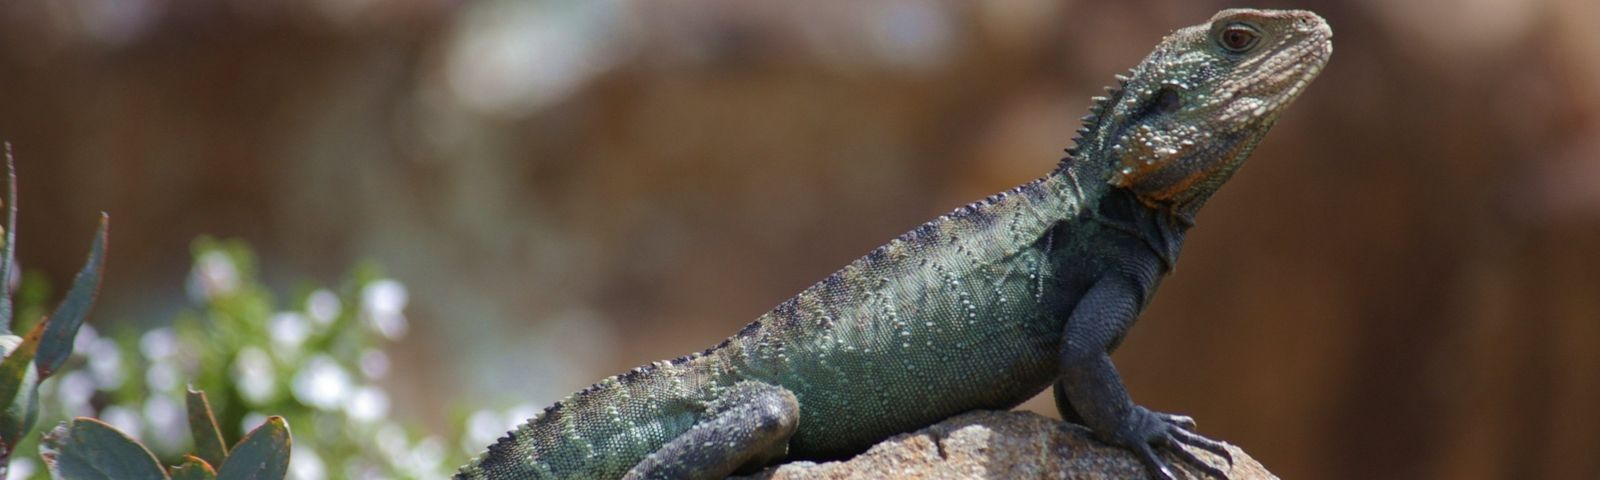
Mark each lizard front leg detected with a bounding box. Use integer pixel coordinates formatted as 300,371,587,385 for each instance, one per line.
1056,277,1232,479
623,381,800,480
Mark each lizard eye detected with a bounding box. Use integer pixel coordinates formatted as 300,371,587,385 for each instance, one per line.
1218,24,1260,52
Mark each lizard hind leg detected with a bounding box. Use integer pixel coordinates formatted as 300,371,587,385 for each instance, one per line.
1051,382,1086,425
623,381,800,480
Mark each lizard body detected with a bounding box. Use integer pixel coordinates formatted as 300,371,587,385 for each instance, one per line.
459,8,1331,480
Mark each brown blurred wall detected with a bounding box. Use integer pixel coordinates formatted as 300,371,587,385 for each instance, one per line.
2,0,1599,478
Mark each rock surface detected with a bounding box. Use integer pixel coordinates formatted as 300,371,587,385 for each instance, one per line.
736,411,1276,479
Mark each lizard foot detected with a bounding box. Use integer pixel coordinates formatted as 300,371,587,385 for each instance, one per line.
1115,407,1234,480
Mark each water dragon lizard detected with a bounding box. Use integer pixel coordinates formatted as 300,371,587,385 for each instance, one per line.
460,8,1332,480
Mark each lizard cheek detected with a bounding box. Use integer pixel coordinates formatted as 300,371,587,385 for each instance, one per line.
1108,125,1194,190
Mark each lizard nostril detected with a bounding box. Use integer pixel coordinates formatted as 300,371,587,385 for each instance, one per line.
1293,16,1330,37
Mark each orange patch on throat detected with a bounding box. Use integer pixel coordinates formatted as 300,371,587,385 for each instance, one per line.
1152,140,1248,204
1117,138,1251,206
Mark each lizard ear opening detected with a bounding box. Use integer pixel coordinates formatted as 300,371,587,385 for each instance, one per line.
1154,87,1182,115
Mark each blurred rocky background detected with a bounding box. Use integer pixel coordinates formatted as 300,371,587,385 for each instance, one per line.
1,0,1597,478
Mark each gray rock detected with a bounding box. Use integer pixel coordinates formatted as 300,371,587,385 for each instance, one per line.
736,411,1275,479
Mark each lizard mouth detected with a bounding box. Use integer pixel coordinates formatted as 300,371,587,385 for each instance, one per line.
1247,14,1332,123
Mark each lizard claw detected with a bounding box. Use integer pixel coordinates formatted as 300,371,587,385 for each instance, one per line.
1156,412,1199,432
1117,407,1233,479
1170,426,1233,466
1130,443,1178,480
1157,435,1229,480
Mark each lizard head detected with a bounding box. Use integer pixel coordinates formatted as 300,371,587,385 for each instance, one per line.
1072,9,1332,216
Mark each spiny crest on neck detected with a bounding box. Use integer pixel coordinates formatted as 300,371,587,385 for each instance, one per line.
1055,71,1133,174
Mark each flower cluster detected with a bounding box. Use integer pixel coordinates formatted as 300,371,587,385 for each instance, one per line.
15,238,447,480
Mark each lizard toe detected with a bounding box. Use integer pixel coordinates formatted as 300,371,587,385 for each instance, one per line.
1118,407,1232,479
1150,419,1232,479
1160,436,1229,479
1157,412,1199,432
1169,426,1233,465
1131,442,1179,480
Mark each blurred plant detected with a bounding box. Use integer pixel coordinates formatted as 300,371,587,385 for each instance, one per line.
39,387,289,480
0,150,109,477
0,150,452,479
9,237,447,479
168,238,443,478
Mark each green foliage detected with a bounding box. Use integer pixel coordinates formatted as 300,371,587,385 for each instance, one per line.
40,389,291,480
213,416,290,480
0,149,111,477
37,218,108,380
12,238,448,479
150,239,444,478
39,418,165,480
0,152,453,478
185,388,228,468
169,457,217,480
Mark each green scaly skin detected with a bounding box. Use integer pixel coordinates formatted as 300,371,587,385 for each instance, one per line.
459,8,1331,480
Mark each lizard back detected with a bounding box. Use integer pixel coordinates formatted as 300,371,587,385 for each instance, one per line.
462,175,1098,477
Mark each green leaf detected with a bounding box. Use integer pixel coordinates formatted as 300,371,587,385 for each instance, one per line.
0,145,16,332
39,417,168,480
216,416,291,480
0,323,38,407
0,320,43,452
186,386,228,468
35,213,109,379
170,455,218,480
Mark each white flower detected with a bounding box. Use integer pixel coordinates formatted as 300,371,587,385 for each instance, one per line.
408,436,446,473
464,409,504,453
292,355,350,410
0,335,18,359
462,403,542,456
361,279,408,340
241,412,269,434
102,406,142,439
57,371,97,417
73,324,98,355
359,349,390,379
233,347,277,405
376,424,409,463
307,290,341,326
138,327,177,361
187,250,239,301
143,394,186,454
7,457,35,480
86,337,124,389
289,445,326,480
345,385,389,423
505,403,540,431
271,312,312,351
145,361,179,392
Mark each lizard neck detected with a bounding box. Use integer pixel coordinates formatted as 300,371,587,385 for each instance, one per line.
1048,105,1231,235
1040,68,1203,270
1039,163,1188,272
1093,187,1189,272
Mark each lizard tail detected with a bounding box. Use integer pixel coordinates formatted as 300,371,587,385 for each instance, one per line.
457,363,713,479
